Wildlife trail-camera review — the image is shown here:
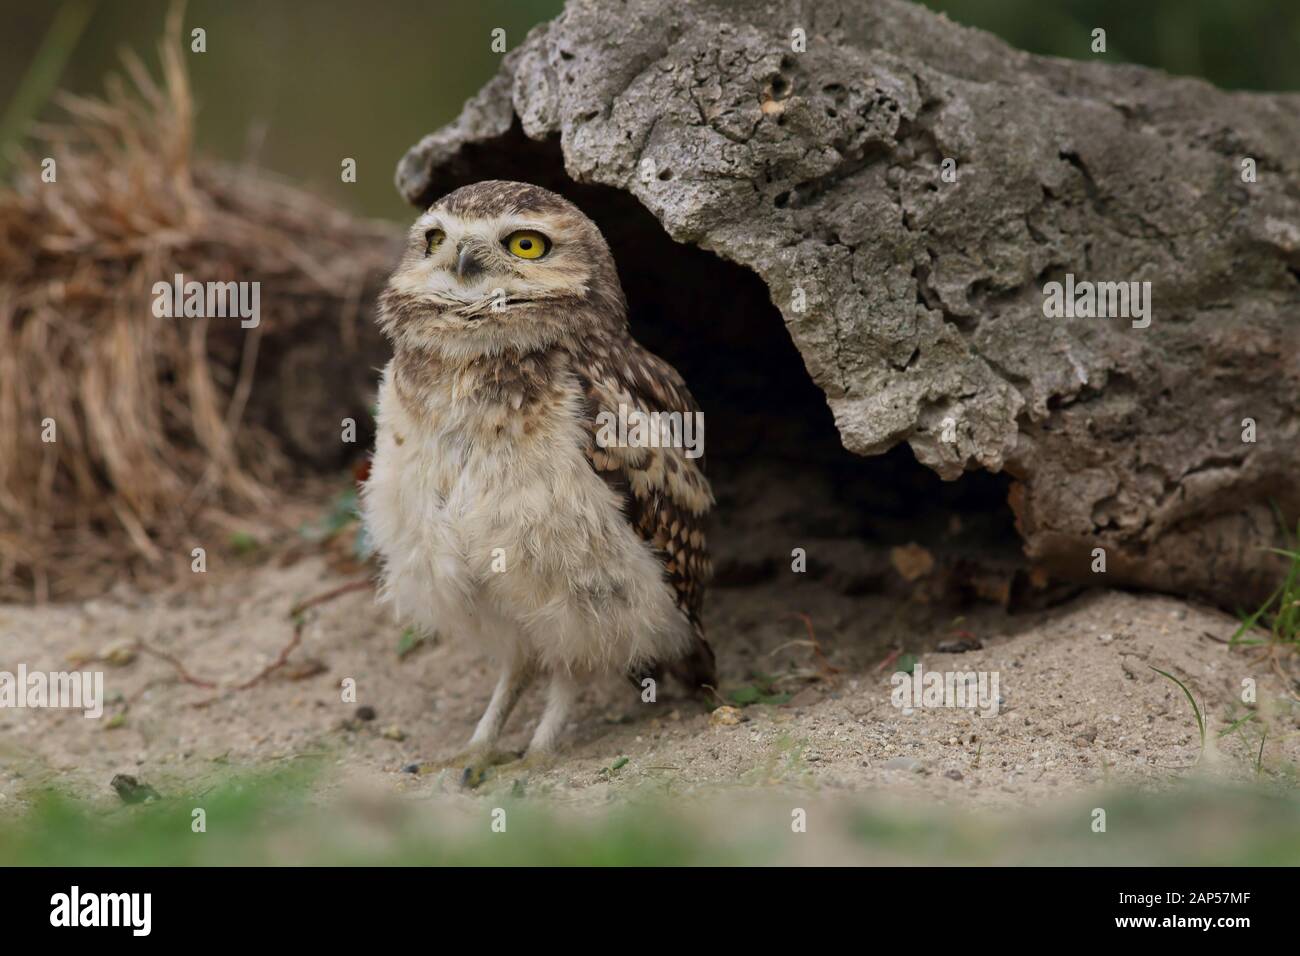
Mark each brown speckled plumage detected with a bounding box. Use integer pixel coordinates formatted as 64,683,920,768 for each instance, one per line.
571,340,714,650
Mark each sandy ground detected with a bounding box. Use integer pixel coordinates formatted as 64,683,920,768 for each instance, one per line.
3,551,1296,823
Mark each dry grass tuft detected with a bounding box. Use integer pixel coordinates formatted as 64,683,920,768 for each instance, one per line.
0,10,399,602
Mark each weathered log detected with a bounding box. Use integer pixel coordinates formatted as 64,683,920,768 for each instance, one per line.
397,0,1299,607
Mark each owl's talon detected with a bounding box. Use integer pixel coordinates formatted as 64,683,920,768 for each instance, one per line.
426,746,517,775
513,750,560,774
460,764,488,790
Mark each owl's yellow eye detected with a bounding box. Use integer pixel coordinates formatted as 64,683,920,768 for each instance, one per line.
424,228,445,255
504,230,550,259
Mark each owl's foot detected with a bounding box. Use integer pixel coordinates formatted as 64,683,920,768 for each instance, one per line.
513,749,560,774
424,747,521,789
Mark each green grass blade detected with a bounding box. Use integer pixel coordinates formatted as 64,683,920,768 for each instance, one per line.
1217,712,1256,739
1150,666,1205,750
1231,583,1282,646
0,0,99,180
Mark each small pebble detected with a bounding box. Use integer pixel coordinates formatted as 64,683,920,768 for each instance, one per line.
709,705,743,727
100,640,138,666
110,773,160,804
355,705,377,722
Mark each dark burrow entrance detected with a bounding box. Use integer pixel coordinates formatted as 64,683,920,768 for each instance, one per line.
414,127,1029,622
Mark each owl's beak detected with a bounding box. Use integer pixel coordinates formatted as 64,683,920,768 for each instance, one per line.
456,245,486,281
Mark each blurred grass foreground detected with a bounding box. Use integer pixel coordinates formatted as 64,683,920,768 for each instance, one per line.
4,764,1300,865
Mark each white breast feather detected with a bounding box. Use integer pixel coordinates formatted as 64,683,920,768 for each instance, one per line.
361,361,691,675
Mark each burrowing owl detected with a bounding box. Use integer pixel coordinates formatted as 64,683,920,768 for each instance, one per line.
362,181,715,764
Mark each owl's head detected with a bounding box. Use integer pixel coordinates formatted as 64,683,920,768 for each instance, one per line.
379,180,626,354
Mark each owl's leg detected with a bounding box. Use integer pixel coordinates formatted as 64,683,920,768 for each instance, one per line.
524,670,580,756
432,654,533,783
467,654,534,752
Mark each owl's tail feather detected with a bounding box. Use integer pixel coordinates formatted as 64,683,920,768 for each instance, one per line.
626,632,716,696
667,633,717,692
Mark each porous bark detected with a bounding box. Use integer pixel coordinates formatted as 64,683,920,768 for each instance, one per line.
397,0,1300,607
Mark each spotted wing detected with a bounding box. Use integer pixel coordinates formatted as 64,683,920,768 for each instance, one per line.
572,337,714,644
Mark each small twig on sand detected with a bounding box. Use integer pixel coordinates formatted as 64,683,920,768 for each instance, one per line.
875,646,904,673
144,578,373,708
766,639,816,656
232,617,305,690
191,618,305,709
788,612,839,678
288,577,372,618
134,641,218,688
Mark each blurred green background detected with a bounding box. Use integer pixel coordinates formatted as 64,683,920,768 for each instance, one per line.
0,0,1296,221
5,763,1300,865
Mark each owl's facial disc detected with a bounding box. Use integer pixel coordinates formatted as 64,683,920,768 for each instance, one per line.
379,182,625,355
390,210,588,328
